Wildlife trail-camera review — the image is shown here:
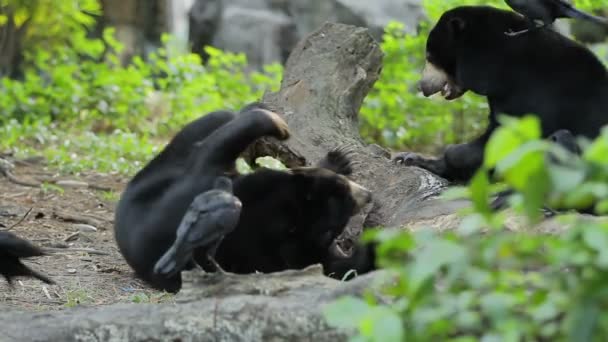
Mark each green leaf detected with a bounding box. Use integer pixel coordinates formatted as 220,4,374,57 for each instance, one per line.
479,292,516,318
484,127,523,169
236,158,253,174
255,156,287,170
485,115,542,169
547,164,586,193
323,297,372,329
568,301,600,342
594,199,608,215
410,238,466,293
469,170,492,216
583,127,608,165
360,307,404,342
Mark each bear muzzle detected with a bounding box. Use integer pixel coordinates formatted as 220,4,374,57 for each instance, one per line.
419,60,465,100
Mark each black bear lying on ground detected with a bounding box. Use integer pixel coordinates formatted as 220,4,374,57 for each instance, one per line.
114,103,376,293
0,231,55,286
394,5,608,183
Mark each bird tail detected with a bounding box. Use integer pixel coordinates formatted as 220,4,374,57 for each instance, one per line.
558,2,608,27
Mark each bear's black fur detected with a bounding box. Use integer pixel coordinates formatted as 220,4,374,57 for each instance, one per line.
394,6,608,183
114,103,375,293
0,231,55,286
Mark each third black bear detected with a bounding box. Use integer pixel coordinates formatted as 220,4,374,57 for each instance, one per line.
394,6,608,183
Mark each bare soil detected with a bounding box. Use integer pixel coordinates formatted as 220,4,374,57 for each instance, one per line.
0,158,172,313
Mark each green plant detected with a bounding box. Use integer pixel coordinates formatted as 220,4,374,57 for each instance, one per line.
0,28,282,174
64,289,94,308
98,190,119,202
0,0,101,76
324,115,608,341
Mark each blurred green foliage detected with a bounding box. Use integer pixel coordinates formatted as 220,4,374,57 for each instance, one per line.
0,0,101,75
324,115,608,341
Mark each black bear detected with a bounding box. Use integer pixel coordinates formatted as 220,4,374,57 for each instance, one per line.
0,231,55,286
394,5,608,183
114,103,374,293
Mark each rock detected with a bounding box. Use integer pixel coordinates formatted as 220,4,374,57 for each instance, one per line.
211,6,298,69
286,0,424,42
187,0,426,69
335,0,425,38
286,0,345,39
100,0,167,64
73,224,98,233
223,0,269,10
188,0,223,60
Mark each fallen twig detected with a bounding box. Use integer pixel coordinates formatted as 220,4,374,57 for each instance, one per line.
0,158,40,187
42,285,52,299
64,231,80,242
51,210,108,228
0,207,33,232
37,177,114,192
43,247,109,256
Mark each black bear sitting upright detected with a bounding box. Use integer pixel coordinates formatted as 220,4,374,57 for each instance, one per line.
394,5,608,183
114,103,375,293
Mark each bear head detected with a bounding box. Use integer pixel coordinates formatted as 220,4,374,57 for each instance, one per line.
276,166,372,269
418,6,528,101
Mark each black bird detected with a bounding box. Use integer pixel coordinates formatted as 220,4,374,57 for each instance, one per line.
0,231,55,285
153,176,242,278
504,0,608,36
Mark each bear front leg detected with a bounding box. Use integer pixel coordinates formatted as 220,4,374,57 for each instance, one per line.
394,140,485,183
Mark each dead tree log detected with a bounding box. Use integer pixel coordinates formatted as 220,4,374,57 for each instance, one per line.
249,22,457,231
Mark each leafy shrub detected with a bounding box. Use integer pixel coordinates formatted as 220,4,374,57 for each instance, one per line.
324,115,608,341
0,0,102,77
0,28,282,173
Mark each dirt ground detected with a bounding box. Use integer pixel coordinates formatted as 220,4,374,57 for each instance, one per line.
0,156,173,313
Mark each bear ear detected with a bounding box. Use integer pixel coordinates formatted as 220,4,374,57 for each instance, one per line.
447,17,466,38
